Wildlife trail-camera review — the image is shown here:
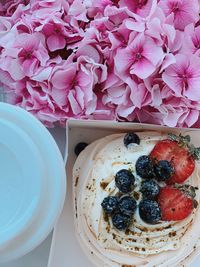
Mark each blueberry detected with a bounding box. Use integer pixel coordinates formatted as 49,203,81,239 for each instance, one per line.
115,169,135,193
154,160,174,181
124,133,140,147
140,180,160,199
139,199,161,224
101,196,119,214
118,196,137,215
136,155,155,179
112,213,132,230
74,142,88,156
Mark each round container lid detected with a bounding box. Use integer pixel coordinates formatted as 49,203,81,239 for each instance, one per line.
0,103,66,262
0,118,43,247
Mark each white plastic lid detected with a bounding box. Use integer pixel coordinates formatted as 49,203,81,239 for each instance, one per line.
0,103,66,262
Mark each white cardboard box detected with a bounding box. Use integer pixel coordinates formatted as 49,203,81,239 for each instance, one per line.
48,120,200,267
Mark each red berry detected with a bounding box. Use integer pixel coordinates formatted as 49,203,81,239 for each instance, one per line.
157,187,194,221
150,139,195,184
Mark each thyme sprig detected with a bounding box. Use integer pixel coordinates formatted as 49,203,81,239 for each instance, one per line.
188,144,200,160
174,183,198,208
174,183,197,198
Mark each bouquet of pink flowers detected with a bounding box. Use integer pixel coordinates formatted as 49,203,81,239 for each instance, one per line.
0,0,200,127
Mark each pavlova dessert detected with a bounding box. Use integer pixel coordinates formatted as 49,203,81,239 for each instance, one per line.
73,131,200,267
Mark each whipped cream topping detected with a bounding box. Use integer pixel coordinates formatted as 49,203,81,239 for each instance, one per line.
73,132,200,267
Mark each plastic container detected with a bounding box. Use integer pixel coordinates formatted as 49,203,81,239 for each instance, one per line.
0,103,66,262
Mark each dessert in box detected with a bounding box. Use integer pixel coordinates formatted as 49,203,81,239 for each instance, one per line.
73,128,200,266
48,121,200,267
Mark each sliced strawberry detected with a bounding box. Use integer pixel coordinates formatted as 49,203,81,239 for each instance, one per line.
150,139,195,184
157,186,194,221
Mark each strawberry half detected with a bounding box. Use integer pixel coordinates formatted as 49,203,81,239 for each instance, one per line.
157,186,194,221
150,139,195,184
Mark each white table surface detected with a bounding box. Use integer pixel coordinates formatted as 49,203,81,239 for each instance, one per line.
0,127,66,267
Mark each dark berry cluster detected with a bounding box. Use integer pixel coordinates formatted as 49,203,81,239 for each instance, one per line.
101,133,176,228
136,156,175,223
124,133,172,224
101,195,137,230
134,143,175,224
135,156,166,224
139,179,161,224
123,133,174,183
101,166,137,230
136,156,174,182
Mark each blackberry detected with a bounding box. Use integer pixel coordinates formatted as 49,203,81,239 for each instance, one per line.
140,180,160,199
154,160,174,182
118,196,137,215
139,199,161,224
136,155,155,179
115,169,135,193
124,133,140,147
112,213,132,230
101,196,119,214
74,142,88,156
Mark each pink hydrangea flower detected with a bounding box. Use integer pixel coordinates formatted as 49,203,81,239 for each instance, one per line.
51,56,107,116
119,0,157,18
3,77,68,127
181,24,200,56
162,54,200,101
87,90,116,120
79,19,111,60
0,0,28,16
1,0,200,128
145,7,176,46
68,0,88,22
86,0,113,19
103,83,136,120
157,90,200,127
30,0,65,13
144,74,200,127
0,17,12,38
159,0,199,30
114,32,164,79
0,31,50,82
36,20,68,52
